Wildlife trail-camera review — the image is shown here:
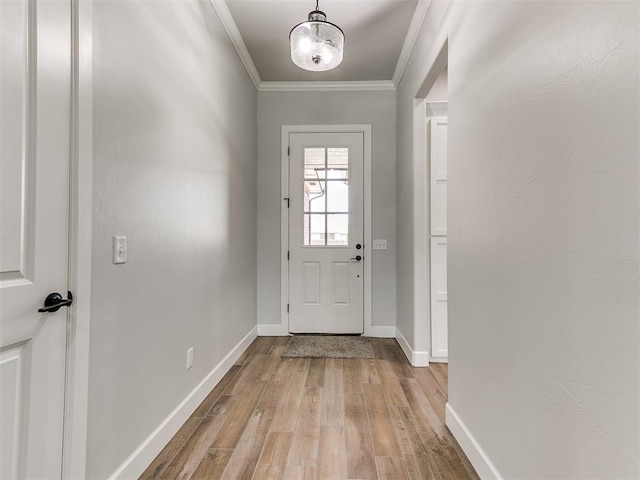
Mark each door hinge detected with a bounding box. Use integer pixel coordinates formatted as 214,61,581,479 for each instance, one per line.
284,197,289,208
288,146,290,156
287,250,290,260
287,304,290,313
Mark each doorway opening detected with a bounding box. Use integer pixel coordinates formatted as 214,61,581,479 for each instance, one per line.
404,39,448,369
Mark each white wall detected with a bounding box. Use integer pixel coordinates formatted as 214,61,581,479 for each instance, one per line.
257,91,396,331
398,0,639,478
396,1,451,354
88,1,257,477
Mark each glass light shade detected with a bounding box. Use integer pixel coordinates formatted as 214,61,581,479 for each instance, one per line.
290,11,344,72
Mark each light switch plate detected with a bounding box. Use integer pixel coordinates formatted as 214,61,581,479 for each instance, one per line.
113,236,127,264
372,239,387,250
186,347,194,370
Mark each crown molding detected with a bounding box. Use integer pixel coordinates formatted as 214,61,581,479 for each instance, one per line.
258,80,396,92
208,0,261,89
392,0,432,88
210,0,432,92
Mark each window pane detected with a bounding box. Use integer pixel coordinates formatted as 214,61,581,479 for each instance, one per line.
304,214,326,246
327,214,348,246
304,180,325,213
326,169,347,180
326,180,348,212
327,148,348,179
327,148,348,169
304,148,325,178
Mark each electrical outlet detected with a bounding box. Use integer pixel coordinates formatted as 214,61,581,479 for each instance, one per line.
113,235,127,264
186,347,194,370
372,239,387,250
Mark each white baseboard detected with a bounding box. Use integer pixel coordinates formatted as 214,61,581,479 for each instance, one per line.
108,326,258,480
395,327,429,366
365,325,396,338
257,323,289,336
446,403,503,480
429,357,448,364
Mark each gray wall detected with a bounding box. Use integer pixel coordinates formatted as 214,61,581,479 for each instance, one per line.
88,1,257,477
426,67,447,102
257,91,397,329
398,0,639,477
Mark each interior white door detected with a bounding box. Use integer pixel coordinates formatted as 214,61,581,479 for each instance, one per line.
430,237,448,359
0,0,71,477
429,117,448,236
288,132,364,334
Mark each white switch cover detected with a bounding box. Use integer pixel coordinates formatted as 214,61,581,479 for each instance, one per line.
372,239,387,250
113,236,127,264
186,347,194,370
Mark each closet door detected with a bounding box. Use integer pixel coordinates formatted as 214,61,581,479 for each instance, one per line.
428,111,448,361
429,117,448,236
430,237,448,359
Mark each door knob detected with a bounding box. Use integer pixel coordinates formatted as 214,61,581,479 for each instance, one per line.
355,243,362,250
38,291,73,313
350,255,362,262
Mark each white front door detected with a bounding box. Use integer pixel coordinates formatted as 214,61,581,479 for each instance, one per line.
0,0,71,477
288,132,364,334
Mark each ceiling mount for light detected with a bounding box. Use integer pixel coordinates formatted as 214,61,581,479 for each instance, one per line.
289,0,344,72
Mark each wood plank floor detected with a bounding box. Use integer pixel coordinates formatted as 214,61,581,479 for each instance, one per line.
140,337,479,480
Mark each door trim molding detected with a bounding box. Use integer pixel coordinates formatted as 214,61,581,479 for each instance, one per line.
280,125,372,336
63,0,92,477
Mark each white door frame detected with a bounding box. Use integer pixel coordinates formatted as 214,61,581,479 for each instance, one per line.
62,0,93,477
280,125,372,336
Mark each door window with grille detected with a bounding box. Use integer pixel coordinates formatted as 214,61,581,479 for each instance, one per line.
303,147,349,246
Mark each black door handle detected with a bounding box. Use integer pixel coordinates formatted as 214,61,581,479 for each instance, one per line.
350,255,362,262
38,291,73,313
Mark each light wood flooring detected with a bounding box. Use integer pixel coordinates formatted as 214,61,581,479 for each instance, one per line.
140,337,479,480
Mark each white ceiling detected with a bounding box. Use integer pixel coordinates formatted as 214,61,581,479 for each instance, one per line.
223,0,421,83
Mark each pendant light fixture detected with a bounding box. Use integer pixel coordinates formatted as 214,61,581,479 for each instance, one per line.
290,0,344,72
